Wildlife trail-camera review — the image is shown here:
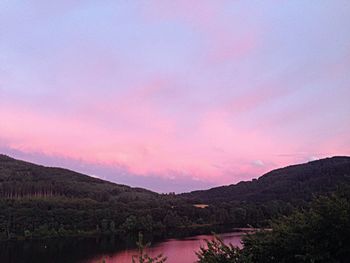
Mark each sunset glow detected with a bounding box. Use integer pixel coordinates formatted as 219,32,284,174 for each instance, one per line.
1,1,350,192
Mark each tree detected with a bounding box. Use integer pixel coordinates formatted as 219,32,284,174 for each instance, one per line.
242,191,350,263
132,232,167,263
196,235,246,263
163,211,182,228
120,215,138,233
101,219,109,233
109,220,116,233
195,190,350,263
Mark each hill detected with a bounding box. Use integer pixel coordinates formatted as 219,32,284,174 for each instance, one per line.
0,154,184,240
0,154,156,202
182,156,350,204
0,155,349,240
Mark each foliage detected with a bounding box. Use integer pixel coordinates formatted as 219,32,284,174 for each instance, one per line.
241,190,350,263
196,235,246,263
132,232,167,263
195,190,350,263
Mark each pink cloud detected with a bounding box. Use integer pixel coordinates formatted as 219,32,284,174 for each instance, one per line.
0,96,267,185
2,74,349,187
1,1,350,192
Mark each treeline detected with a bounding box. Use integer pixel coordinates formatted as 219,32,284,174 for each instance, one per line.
0,195,294,240
0,155,349,240
0,182,60,198
0,155,290,240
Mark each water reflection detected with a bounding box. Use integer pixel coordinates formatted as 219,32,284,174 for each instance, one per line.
86,232,243,263
0,232,244,263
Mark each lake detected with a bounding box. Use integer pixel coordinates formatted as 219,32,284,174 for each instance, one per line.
86,232,244,263
0,232,244,263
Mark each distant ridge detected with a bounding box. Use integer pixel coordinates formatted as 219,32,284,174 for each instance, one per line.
1,154,349,202
181,156,350,203
0,154,350,241
0,154,156,201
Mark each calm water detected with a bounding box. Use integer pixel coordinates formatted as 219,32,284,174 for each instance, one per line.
0,232,244,263
85,232,244,263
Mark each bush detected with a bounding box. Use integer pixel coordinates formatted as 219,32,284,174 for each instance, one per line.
132,232,167,263
195,190,350,263
242,191,350,263
196,235,247,263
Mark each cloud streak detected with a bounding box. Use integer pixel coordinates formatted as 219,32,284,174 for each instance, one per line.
1,1,350,192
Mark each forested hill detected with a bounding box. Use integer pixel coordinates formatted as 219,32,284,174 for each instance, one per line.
2,154,349,204
0,154,175,240
1,154,350,240
182,156,350,203
0,154,157,202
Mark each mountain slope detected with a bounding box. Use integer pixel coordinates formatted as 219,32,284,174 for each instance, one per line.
0,154,157,202
182,157,350,203
0,155,181,240
0,154,349,240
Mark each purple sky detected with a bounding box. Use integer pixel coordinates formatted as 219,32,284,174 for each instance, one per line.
1,1,350,193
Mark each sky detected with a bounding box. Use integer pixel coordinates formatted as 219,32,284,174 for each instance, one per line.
1,1,350,193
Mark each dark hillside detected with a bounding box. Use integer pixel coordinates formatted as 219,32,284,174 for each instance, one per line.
0,154,156,202
182,157,350,203
1,154,349,240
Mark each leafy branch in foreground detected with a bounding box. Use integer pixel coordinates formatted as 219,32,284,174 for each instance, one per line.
132,232,167,263
241,189,350,263
196,234,247,263
196,189,350,263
